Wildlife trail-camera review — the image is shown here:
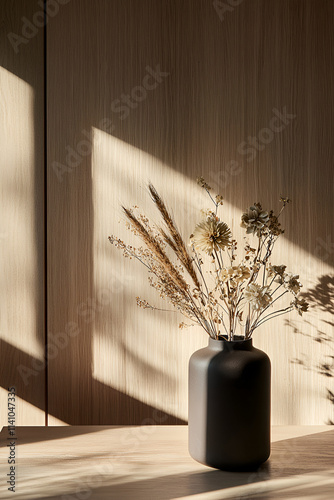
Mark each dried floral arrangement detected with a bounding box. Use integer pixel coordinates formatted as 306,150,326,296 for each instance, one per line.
108,178,308,341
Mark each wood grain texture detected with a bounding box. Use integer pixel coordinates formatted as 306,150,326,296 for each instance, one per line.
0,425,333,499
47,0,334,425
0,1,45,426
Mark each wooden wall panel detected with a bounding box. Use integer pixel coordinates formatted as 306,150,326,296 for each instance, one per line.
47,0,334,425
0,1,45,426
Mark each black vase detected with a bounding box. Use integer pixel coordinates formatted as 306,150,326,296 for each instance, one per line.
188,337,271,471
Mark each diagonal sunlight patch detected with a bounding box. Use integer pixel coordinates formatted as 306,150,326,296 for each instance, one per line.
0,68,44,425
0,68,42,356
91,128,334,424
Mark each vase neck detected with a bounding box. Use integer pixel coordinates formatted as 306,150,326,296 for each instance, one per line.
208,337,253,352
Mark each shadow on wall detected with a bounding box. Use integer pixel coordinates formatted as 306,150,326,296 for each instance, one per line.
0,338,185,425
288,274,334,424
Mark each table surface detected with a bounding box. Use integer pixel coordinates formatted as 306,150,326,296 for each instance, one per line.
0,425,334,499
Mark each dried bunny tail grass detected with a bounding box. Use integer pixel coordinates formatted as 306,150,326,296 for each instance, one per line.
122,206,189,294
115,210,215,338
159,228,179,254
148,183,201,290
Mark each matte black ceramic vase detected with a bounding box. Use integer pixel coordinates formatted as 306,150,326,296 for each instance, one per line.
188,337,271,471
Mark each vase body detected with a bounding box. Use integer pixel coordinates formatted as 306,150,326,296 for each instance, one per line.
188,337,271,471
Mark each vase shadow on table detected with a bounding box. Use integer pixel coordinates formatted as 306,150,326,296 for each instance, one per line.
40,429,334,500
287,274,334,424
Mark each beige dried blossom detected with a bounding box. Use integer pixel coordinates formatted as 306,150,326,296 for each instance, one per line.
268,264,287,277
241,204,269,235
191,216,231,254
244,283,272,311
219,265,251,284
283,273,302,295
291,297,308,316
271,268,303,295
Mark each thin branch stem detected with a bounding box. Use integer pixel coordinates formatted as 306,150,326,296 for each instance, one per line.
254,306,293,330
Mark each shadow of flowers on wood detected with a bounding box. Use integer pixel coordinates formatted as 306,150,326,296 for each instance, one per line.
300,274,334,312
286,274,334,424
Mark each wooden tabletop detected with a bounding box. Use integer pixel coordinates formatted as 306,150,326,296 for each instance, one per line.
0,426,334,499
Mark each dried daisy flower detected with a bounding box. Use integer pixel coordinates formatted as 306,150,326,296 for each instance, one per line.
283,273,302,295
243,284,272,311
191,216,231,255
219,268,232,282
267,264,287,277
219,265,251,284
234,265,251,282
241,203,269,235
291,297,309,316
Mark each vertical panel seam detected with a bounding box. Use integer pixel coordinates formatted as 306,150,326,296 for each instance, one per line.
44,0,48,427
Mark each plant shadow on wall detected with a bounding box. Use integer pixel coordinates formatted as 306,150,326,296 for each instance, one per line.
287,275,334,424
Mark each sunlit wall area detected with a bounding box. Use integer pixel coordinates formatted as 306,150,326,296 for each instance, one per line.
91,128,334,425
0,67,45,425
92,129,210,421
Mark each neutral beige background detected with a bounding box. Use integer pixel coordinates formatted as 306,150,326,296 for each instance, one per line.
47,0,334,426
0,1,45,426
1,0,333,427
